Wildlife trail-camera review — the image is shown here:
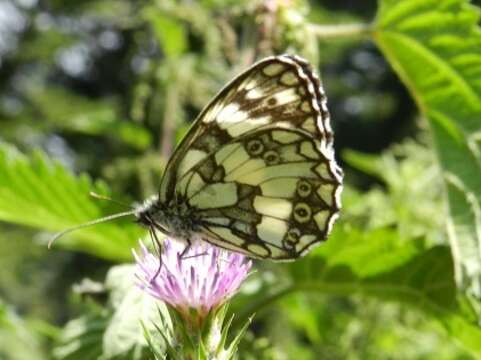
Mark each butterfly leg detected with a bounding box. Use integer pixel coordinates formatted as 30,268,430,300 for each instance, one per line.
149,226,163,282
178,239,210,261
178,239,192,261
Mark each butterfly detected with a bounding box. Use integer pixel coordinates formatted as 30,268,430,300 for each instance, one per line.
51,54,343,261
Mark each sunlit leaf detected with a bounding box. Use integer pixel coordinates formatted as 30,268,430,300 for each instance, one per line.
27,87,151,150
53,265,169,359
239,226,481,356
144,9,187,58
343,139,445,243
374,0,481,311
102,265,170,359
0,143,143,261
53,314,107,360
0,299,48,360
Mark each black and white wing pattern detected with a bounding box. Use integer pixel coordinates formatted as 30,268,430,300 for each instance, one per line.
158,54,343,260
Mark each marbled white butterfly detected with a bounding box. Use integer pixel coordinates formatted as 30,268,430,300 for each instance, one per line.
51,55,343,261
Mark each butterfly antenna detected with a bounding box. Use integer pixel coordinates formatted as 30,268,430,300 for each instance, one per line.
89,192,131,209
48,209,137,249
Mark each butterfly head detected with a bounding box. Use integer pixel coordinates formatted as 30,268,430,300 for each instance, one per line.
134,194,162,228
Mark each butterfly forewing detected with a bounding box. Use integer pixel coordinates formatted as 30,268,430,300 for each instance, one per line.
158,55,342,260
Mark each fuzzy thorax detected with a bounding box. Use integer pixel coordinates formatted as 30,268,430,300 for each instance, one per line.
134,194,200,240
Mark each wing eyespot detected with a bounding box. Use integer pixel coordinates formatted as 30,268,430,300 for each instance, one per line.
246,139,264,156
287,228,301,238
263,150,280,165
283,228,301,250
267,98,277,107
293,202,312,223
297,180,312,198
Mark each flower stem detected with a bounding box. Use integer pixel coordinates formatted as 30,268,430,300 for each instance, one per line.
234,286,296,327
308,23,372,39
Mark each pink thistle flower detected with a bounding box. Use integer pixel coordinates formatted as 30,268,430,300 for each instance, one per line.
133,238,252,329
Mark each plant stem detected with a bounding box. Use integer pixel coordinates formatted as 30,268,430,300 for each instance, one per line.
160,82,178,159
308,23,372,39
233,279,443,329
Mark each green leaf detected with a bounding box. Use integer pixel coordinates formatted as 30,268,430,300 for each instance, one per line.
223,314,253,359
27,87,151,150
343,139,445,243
239,227,481,357
141,321,168,360
17,29,75,64
102,265,170,359
53,314,108,360
0,299,48,360
54,265,170,360
144,9,187,58
0,143,143,261
373,0,481,307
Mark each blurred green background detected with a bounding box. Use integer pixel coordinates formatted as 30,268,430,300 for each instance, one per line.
1,0,481,359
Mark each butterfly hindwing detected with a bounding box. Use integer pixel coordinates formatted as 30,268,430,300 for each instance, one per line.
158,54,343,260
176,127,342,260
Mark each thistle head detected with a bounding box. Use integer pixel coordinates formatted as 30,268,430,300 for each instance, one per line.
133,238,252,329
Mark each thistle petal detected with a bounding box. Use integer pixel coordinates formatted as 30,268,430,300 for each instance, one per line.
134,238,252,325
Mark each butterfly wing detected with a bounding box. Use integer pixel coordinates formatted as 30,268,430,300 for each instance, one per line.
178,127,342,260
159,55,335,201
159,54,342,260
